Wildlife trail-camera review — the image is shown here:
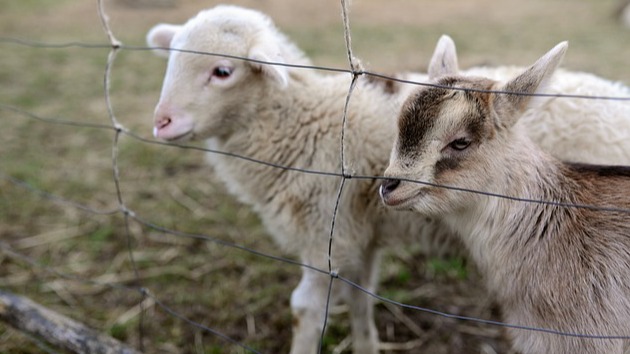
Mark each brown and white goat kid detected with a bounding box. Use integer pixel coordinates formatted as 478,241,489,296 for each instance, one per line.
380,37,630,354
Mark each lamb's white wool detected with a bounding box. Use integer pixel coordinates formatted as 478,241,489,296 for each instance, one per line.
382,37,630,354
147,6,630,353
465,66,630,164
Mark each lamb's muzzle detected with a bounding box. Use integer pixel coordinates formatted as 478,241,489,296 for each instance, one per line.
152,104,195,141
153,116,171,137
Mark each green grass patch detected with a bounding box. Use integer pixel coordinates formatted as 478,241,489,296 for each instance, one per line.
427,257,469,281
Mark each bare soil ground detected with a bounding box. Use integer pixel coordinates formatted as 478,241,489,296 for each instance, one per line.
1,0,628,353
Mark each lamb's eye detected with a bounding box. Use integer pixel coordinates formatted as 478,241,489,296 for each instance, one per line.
212,66,233,79
449,138,471,151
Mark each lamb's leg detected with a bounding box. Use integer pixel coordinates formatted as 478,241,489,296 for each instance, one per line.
290,267,341,354
347,251,381,354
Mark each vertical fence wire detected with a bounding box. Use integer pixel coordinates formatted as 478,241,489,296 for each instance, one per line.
97,0,146,350
319,1,365,351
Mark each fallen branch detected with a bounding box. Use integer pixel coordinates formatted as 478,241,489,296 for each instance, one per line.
0,290,142,354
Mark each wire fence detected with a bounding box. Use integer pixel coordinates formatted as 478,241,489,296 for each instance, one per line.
2,0,630,353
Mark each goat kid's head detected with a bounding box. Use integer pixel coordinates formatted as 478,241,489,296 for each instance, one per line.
380,35,567,215
147,5,290,142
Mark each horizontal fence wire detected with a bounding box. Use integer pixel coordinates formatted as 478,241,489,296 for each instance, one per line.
2,38,630,102
3,104,630,215
2,0,630,352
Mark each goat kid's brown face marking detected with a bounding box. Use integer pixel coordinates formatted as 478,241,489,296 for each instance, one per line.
381,76,496,212
396,77,494,174
382,39,567,212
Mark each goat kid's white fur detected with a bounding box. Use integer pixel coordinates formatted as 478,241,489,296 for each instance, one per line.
382,36,630,354
147,5,630,353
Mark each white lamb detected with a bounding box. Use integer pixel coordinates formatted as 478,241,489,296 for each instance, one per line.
146,5,630,353
380,38,630,354
146,7,439,354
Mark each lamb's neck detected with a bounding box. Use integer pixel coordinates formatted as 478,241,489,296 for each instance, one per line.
215,74,340,161
205,73,344,209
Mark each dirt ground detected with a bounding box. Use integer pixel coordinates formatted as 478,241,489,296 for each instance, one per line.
1,0,628,353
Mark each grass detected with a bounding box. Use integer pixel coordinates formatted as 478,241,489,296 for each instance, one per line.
1,0,628,353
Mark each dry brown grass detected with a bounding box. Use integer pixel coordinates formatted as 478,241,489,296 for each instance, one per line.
1,0,628,353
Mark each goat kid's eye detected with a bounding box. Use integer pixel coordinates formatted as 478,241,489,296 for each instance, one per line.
448,138,471,151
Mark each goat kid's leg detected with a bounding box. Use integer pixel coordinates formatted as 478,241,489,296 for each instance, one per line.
290,267,341,354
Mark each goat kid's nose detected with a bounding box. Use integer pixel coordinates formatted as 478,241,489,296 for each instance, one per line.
379,179,401,198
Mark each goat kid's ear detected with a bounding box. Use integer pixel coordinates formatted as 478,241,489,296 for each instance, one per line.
248,43,289,89
493,41,568,126
146,23,182,58
428,35,459,80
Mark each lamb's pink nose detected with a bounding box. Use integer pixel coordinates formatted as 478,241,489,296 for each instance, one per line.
152,105,195,141
153,116,171,138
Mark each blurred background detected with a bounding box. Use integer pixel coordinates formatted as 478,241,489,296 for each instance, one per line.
1,0,628,353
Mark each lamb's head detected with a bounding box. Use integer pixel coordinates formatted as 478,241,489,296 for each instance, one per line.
379,35,568,215
147,5,308,141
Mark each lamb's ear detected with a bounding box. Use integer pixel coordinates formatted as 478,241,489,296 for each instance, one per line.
248,43,289,88
428,35,459,80
146,24,182,58
493,41,568,127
